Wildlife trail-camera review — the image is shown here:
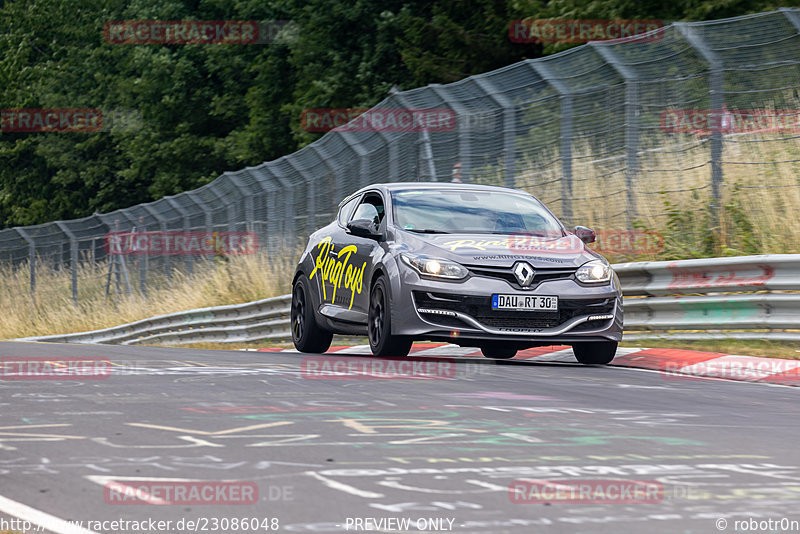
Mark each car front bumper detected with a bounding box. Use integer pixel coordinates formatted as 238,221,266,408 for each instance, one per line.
390,266,623,346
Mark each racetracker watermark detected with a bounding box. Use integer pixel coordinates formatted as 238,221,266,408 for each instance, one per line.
104,231,258,255
104,481,260,505
509,479,664,504
661,109,800,134
661,356,800,382
509,19,664,43
1,357,111,380
103,20,289,44
300,108,456,132
591,230,664,255
1,108,102,132
301,356,457,380
507,233,585,254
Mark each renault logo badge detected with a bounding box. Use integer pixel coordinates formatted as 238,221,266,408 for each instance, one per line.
513,262,535,286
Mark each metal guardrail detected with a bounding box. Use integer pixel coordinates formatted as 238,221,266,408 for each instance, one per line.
14,295,291,345
616,254,800,341
13,254,800,345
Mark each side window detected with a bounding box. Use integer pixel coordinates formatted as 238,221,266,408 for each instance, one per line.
337,196,360,226
351,193,385,226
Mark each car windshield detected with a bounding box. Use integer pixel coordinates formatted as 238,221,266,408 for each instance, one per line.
391,189,565,235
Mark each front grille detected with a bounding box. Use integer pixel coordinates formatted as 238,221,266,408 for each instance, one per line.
414,291,614,330
465,265,575,290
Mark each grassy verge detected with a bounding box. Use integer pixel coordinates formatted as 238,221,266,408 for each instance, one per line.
0,252,296,340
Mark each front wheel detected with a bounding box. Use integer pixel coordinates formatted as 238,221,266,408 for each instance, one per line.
368,276,413,357
572,341,618,365
291,274,333,353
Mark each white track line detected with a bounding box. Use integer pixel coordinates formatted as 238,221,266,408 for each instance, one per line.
0,494,99,534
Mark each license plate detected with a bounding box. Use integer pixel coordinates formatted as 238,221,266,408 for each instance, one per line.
492,294,558,311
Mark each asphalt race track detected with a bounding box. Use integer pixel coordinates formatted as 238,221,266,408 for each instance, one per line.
1,341,799,534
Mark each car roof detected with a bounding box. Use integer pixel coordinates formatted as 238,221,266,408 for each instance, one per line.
340,182,533,205
337,182,565,230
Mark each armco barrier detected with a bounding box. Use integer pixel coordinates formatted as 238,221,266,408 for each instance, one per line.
13,254,800,345
616,254,800,341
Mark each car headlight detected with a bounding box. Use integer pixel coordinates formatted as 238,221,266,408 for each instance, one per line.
576,259,612,284
400,253,468,280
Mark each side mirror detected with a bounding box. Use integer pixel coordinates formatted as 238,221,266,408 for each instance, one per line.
347,218,382,240
573,226,596,244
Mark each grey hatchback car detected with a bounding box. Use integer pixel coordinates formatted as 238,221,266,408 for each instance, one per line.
291,183,623,364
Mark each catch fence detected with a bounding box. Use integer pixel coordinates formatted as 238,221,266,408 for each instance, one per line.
2,9,800,303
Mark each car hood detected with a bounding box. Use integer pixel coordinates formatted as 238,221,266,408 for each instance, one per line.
395,231,600,268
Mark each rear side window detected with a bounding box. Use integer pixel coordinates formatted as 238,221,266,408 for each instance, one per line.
337,196,360,226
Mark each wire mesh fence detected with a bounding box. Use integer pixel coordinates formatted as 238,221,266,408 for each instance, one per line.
2,8,800,303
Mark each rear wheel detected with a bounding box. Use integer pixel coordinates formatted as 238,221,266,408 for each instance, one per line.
480,343,517,359
572,341,618,365
291,274,333,353
368,276,413,357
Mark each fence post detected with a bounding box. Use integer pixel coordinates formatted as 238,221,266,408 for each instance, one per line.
392,93,438,181
166,196,194,276
530,61,574,223
591,43,640,225
675,22,724,240
227,172,255,233
267,162,295,250
143,203,170,285
55,222,79,305
429,85,470,183
15,228,36,300
285,158,317,237
780,7,800,30
472,76,517,188
310,144,344,214
337,131,371,189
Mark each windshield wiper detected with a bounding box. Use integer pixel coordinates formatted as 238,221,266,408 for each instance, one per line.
406,228,450,234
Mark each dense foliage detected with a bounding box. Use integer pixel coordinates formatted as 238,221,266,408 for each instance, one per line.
0,0,788,227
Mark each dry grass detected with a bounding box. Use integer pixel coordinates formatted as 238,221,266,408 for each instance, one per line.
508,132,800,262
0,252,297,340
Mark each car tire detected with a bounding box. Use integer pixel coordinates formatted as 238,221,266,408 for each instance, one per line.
572,341,618,365
368,276,413,357
291,274,333,353
480,344,517,359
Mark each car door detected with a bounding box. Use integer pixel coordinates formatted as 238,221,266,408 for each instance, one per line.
340,191,386,317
